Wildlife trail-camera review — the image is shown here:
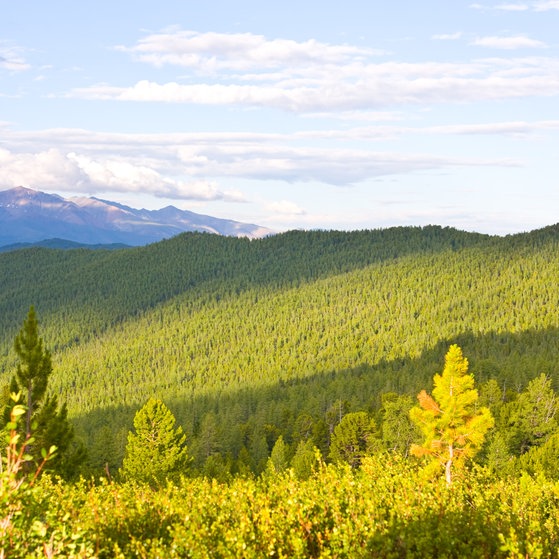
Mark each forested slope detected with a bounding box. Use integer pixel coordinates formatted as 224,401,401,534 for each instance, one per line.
1,224,559,474
0,226,487,354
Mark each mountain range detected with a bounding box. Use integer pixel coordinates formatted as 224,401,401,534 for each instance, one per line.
0,186,272,248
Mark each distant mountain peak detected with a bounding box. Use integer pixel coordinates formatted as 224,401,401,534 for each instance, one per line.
0,185,65,206
0,187,273,247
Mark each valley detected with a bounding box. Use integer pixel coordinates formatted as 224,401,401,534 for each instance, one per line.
2,224,559,556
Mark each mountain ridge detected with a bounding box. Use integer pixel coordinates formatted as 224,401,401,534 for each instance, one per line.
0,186,272,247
1,221,559,474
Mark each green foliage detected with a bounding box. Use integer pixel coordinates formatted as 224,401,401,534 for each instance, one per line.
3,456,559,557
3,307,83,477
516,432,559,480
0,393,64,557
3,226,559,552
410,345,494,484
291,439,321,480
11,306,52,438
2,226,559,475
329,411,379,468
507,373,558,454
381,392,420,456
120,397,190,486
266,435,289,475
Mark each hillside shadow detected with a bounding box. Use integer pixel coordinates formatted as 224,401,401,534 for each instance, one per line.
0,226,495,356
71,325,559,472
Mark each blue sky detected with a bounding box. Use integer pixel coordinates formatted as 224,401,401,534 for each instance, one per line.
1,1,558,234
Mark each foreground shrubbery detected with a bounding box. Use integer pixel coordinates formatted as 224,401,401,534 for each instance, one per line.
3,455,559,558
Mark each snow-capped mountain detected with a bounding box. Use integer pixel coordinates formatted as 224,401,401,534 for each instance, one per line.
0,187,272,247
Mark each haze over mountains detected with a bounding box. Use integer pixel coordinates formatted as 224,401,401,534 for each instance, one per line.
0,186,272,248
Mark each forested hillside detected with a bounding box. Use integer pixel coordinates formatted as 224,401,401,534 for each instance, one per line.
1,224,559,476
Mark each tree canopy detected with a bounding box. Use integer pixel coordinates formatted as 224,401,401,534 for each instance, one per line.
410,344,494,484
121,397,190,486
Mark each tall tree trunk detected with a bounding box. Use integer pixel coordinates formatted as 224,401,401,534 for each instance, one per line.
445,444,453,485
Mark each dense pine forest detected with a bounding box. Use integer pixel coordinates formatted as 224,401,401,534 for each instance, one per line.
2,225,559,557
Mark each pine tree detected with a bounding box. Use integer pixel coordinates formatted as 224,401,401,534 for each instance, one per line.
291,439,320,480
329,411,379,468
410,344,494,484
5,307,83,476
508,373,557,454
120,397,190,486
266,435,289,475
12,306,52,442
381,392,420,456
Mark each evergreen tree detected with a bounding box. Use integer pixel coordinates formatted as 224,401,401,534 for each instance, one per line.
410,344,494,484
194,412,221,466
291,439,320,480
266,435,289,475
5,307,83,476
329,411,379,468
507,373,557,454
517,432,559,480
12,306,52,441
120,397,190,486
483,432,513,474
381,393,420,456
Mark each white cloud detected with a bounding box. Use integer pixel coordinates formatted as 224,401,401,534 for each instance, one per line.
265,200,306,216
0,45,31,72
301,110,405,122
0,148,85,188
0,128,521,198
176,144,518,185
116,30,380,73
70,57,559,111
427,120,559,136
472,36,547,49
494,3,530,10
534,0,559,9
296,119,559,141
0,147,246,202
70,30,559,112
432,32,463,40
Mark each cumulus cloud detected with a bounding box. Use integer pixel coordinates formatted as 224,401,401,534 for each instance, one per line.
0,127,521,200
0,148,85,188
115,30,379,72
70,61,559,111
472,35,547,49
0,146,246,202
70,29,559,112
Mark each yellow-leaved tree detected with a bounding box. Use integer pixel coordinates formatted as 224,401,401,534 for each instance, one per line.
410,344,494,484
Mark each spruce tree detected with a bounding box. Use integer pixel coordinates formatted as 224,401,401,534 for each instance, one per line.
12,306,51,441
410,344,494,484
329,411,379,468
120,397,190,486
291,439,320,480
266,435,289,475
6,306,83,476
381,393,420,456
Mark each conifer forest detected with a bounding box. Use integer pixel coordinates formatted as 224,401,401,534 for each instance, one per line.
2,225,559,557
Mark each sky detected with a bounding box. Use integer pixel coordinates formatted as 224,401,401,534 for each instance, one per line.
1,1,558,234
